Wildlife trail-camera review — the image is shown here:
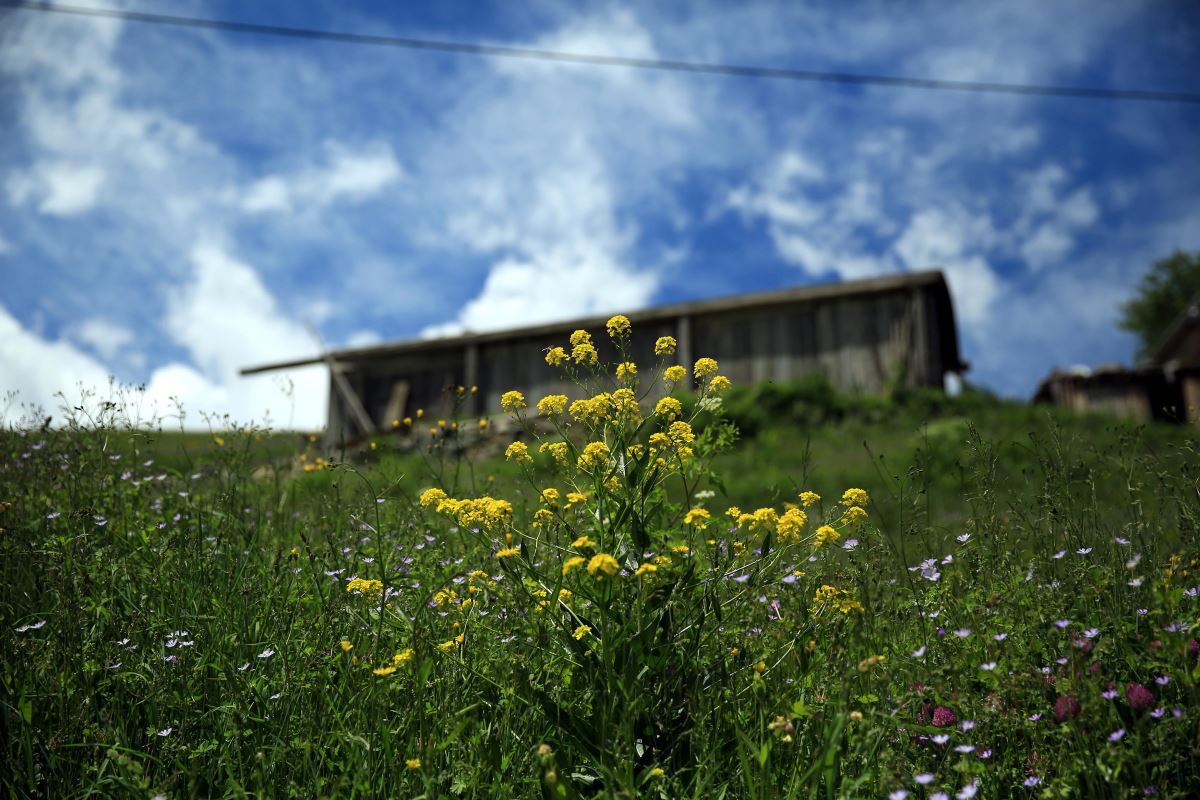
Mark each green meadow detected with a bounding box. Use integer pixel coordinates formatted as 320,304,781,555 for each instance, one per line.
3,325,1199,799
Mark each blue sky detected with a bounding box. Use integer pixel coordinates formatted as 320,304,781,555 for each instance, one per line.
1,0,1198,429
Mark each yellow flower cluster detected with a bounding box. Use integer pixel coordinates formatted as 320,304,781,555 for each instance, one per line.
664,365,687,383
545,346,568,367
437,633,466,652
532,508,555,528
564,491,589,509
577,441,611,471
572,624,592,640
495,546,521,558
539,441,569,464
569,330,599,366
655,396,682,420
708,375,732,392
635,562,657,578
570,329,591,347
606,315,631,338
587,552,620,577
812,584,863,614
798,491,820,508
346,577,384,598
841,505,868,526
694,357,719,380
615,361,637,381
500,390,526,413
571,534,596,548
570,393,611,426
537,394,568,416
737,507,778,533
648,420,696,462
814,524,840,547
841,488,869,507
777,507,808,543
505,441,532,463
562,555,586,575
654,336,677,356
684,507,711,528
428,495,514,531
540,487,560,504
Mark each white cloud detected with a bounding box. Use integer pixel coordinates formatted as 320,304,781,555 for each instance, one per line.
70,317,134,360
7,161,106,216
894,208,1000,325
241,141,403,214
0,303,113,423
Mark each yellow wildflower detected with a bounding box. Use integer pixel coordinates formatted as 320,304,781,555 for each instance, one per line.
654,336,677,356
571,534,596,549
693,357,719,380
616,361,637,381
683,507,711,528
777,507,808,543
339,639,353,653
562,556,586,575
495,546,521,559
419,487,448,508
346,578,384,598
373,665,397,677
841,488,869,508
545,346,568,367
655,396,683,420
572,624,592,640
564,491,589,509
572,342,599,366
635,562,657,577
532,508,555,528
587,553,620,577
841,505,868,526
606,314,631,338
609,388,640,422
392,648,414,665
478,418,489,430
748,507,778,533
403,416,412,426
577,441,611,471
814,525,839,547
798,491,820,508
537,394,568,416
663,365,687,383
654,554,673,568
649,767,666,779
569,329,592,347
708,375,732,392
505,441,532,463
500,390,526,413
725,505,742,519
406,758,421,770
672,544,690,554
539,441,570,465
416,408,424,419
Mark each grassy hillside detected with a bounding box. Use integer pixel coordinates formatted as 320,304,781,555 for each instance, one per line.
3,367,1199,798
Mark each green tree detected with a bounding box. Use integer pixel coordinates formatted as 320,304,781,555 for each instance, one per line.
1119,249,1200,360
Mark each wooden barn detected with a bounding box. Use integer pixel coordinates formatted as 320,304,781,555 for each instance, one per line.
241,270,967,443
1033,296,1200,424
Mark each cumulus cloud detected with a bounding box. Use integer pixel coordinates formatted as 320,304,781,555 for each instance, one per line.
69,317,134,360
241,141,403,214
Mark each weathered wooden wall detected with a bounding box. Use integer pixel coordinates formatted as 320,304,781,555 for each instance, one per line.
313,273,963,443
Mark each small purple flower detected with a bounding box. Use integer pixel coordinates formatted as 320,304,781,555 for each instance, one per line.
957,782,979,799
1108,728,1125,742
1150,707,1166,719
1114,536,1131,545
978,749,992,759
1024,776,1041,787
1076,547,1092,555
1054,696,1081,723
1028,713,1042,721
1054,619,1070,629
956,532,971,543
954,744,975,754
953,628,971,638
889,791,909,800
1155,675,1170,686
912,645,927,658
980,661,997,671
933,734,950,745
256,648,275,659
1053,550,1066,559
157,727,173,737
1083,627,1100,639
1126,683,1154,713
914,773,935,786
932,706,957,727
931,793,949,800
961,720,976,731
1101,689,1118,700
993,632,1008,641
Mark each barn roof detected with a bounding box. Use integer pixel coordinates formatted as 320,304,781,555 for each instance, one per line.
241,269,964,375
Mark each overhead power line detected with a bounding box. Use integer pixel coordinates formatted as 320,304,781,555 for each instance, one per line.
3,0,1199,105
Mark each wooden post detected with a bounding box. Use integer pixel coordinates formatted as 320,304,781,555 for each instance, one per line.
676,315,693,373
464,343,480,416
326,356,376,438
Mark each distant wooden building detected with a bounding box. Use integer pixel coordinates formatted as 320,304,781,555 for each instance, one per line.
1033,297,1200,424
242,271,967,443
